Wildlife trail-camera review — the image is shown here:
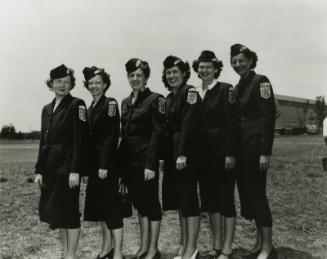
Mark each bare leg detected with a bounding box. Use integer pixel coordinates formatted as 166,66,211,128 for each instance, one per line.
209,212,223,251
257,227,273,259
111,227,124,259
182,216,200,259
60,228,68,258
99,222,113,257
144,220,161,259
66,228,80,259
178,210,187,255
218,217,235,259
137,214,150,256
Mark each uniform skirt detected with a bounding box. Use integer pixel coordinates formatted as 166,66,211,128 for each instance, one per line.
124,166,162,221
198,156,236,217
84,174,123,230
162,159,200,217
236,153,272,227
39,172,80,230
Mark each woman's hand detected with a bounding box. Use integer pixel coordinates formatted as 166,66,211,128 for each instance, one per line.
144,168,156,181
34,174,43,188
69,173,80,188
98,169,108,179
259,155,271,171
176,156,187,171
225,156,235,171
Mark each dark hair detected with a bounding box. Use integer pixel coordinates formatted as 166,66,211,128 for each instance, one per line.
83,70,111,93
162,55,191,91
242,50,258,69
192,59,223,79
125,58,150,79
45,69,76,89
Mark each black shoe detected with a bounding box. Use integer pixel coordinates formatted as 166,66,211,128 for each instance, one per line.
150,250,161,259
267,247,277,259
213,249,221,257
97,249,114,259
242,249,260,259
131,252,147,259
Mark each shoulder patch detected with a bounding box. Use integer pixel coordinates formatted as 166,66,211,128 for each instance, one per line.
78,105,86,122
187,88,198,105
108,100,117,117
158,97,166,114
228,88,236,104
260,82,272,99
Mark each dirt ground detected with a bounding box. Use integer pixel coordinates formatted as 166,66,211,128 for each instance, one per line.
0,135,326,259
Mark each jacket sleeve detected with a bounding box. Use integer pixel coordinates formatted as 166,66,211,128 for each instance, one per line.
224,85,238,157
178,87,201,157
70,100,88,175
99,99,120,171
35,107,46,175
145,95,167,171
255,76,276,155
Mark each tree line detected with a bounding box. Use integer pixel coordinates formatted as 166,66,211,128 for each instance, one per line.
0,96,326,140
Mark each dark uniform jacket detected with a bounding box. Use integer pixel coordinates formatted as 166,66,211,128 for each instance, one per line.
119,88,166,171
35,94,88,176
165,84,201,161
235,71,276,155
198,82,237,159
87,95,120,175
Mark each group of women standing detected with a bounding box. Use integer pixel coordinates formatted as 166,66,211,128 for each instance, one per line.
34,43,277,259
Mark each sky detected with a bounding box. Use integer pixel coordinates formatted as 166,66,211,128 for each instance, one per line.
0,0,327,131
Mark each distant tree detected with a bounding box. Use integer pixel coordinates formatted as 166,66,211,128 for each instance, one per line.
315,96,326,127
0,124,17,139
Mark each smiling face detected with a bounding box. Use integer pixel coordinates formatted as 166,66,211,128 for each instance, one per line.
87,74,106,98
128,67,147,91
51,75,72,97
165,65,185,91
198,61,217,83
231,53,253,78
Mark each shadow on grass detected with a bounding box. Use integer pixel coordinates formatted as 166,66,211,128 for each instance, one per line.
124,247,320,259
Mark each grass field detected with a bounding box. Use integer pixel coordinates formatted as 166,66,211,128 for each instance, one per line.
0,136,326,259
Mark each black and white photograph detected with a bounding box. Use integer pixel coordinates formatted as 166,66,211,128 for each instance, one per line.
0,0,326,258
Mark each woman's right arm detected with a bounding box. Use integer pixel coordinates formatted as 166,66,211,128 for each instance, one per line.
35,107,46,187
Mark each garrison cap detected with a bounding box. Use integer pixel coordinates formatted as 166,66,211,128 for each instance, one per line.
230,44,252,57
197,50,219,63
163,55,184,69
82,66,104,82
125,58,150,78
50,64,71,80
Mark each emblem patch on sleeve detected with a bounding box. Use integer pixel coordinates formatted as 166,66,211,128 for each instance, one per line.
187,89,197,105
260,82,272,99
78,105,86,121
108,101,117,117
158,97,166,114
228,88,236,104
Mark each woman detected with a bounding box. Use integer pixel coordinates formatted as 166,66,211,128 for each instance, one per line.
230,44,277,259
118,58,165,259
192,50,237,259
161,56,201,259
82,66,124,259
34,64,88,259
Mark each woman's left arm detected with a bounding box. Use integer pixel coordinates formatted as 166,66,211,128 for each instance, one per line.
70,100,88,186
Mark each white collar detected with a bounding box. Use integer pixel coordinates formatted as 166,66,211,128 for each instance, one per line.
196,79,218,91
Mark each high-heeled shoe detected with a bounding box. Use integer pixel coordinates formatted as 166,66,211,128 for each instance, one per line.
97,249,114,259
266,247,277,259
191,249,199,259
149,250,161,259
242,249,260,259
134,251,148,259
